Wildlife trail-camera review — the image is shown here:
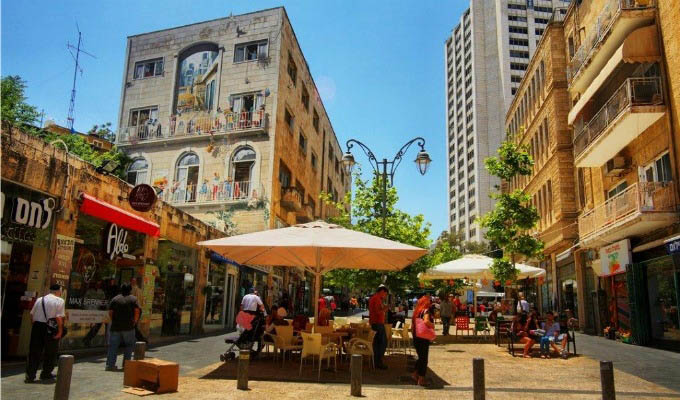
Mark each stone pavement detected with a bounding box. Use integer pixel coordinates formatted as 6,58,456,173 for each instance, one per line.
2,326,680,399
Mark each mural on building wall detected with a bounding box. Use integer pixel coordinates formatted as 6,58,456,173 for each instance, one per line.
175,46,219,114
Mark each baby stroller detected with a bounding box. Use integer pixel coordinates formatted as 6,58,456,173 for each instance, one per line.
220,311,265,362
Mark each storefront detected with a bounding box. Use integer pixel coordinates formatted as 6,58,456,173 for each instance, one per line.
204,252,239,330
557,259,579,319
271,267,285,306
1,181,56,359
151,240,197,336
539,259,553,313
62,194,159,349
238,265,269,309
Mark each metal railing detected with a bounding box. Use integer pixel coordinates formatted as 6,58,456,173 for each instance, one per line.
281,187,303,210
578,181,675,238
567,0,655,82
118,109,267,144
573,77,663,158
161,180,255,205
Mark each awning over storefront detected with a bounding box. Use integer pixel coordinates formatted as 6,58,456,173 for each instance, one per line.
210,251,242,267
78,193,160,237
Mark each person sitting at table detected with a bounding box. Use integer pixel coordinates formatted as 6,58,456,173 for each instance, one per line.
512,311,537,358
265,305,289,334
539,311,561,359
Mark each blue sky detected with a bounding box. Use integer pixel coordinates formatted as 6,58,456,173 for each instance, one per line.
2,1,468,240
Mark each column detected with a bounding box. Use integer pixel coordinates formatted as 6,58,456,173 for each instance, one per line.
574,249,587,332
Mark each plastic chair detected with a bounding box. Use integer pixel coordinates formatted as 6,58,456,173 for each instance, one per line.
346,330,376,369
334,317,349,328
391,324,411,355
455,316,473,337
299,332,338,380
474,316,491,340
269,325,303,365
384,324,393,353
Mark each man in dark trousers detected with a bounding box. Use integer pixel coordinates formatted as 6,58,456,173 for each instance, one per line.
106,283,141,371
25,284,65,383
369,284,389,369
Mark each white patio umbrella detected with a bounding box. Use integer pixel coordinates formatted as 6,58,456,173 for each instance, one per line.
197,221,427,321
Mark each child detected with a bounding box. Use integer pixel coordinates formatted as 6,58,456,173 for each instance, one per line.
540,312,560,358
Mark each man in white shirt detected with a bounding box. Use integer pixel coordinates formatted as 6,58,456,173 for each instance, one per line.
517,293,530,314
241,288,265,314
25,284,66,383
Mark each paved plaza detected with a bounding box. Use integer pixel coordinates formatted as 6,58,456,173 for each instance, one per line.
3,320,680,400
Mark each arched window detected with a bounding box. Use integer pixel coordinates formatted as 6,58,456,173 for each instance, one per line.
175,43,219,113
174,152,200,203
126,158,148,185
231,147,256,184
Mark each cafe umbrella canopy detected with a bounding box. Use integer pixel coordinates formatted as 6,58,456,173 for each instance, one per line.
197,220,428,320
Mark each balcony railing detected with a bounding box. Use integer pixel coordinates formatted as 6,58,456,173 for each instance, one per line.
567,0,655,82
578,181,675,239
118,109,267,144
160,180,255,205
281,187,303,211
573,77,663,159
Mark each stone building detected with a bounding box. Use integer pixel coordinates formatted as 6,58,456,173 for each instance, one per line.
561,0,680,348
115,7,349,235
1,128,228,357
504,9,579,318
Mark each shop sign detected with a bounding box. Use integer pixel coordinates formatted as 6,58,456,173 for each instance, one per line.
51,235,77,287
67,309,109,324
129,184,157,212
1,192,55,229
599,239,631,276
1,189,56,246
664,236,680,255
105,223,136,261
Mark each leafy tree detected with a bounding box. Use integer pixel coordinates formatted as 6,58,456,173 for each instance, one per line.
1,75,40,129
478,135,544,283
320,169,431,293
88,122,116,143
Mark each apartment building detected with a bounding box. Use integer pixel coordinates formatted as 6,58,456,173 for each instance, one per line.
445,0,571,241
504,9,578,316
563,0,680,348
115,7,349,236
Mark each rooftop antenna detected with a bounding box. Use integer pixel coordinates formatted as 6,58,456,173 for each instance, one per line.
66,22,96,133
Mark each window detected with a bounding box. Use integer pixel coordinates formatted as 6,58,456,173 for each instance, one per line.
231,147,256,184
175,44,218,113
234,40,268,63
577,168,586,208
510,38,529,47
126,158,148,185
230,92,263,115
205,80,216,111
285,108,294,131
287,52,297,86
534,6,552,13
568,35,575,59
298,131,307,155
134,58,164,79
512,87,518,95
508,3,527,10
279,161,292,188
509,26,528,35
535,28,545,36
311,152,318,170
607,181,628,199
312,110,319,132
511,75,523,83
535,17,550,24
508,15,527,22
511,63,528,71
644,152,672,182
510,50,530,58
301,85,309,111
174,153,200,203
129,107,158,127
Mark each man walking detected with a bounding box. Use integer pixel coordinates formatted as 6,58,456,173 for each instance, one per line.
25,284,65,383
440,294,453,336
369,285,389,369
106,283,141,371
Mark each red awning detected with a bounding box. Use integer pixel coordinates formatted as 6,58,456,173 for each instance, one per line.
79,193,160,237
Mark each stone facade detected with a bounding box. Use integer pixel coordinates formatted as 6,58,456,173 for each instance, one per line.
116,7,348,234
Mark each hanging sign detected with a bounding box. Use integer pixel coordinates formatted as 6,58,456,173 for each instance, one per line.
664,235,680,255
51,235,76,287
600,239,631,276
129,184,157,212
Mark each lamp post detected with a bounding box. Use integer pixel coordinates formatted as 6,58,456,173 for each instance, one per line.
342,137,431,236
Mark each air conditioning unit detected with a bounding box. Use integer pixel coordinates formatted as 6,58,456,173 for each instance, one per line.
604,156,628,176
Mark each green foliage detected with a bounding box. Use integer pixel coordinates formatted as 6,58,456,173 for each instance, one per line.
88,122,116,143
208,208,238,236
479,133,544,283
1,75,40,129
320,169,431,294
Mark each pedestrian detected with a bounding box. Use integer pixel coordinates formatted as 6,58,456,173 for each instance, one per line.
106,283,141,371
130,277,147,343
412,295,435,386
368,284,389,369
25,284,65,383
440,294,453,336
517,293,530,314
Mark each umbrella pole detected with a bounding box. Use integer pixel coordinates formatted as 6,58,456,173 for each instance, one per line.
314,271,321,325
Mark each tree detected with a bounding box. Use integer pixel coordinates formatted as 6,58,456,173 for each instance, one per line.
88,122,116,143
320,169,432,293
1,75,40,129
478,135,544,283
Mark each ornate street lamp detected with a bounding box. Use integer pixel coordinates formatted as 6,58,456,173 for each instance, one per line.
342,137,431,235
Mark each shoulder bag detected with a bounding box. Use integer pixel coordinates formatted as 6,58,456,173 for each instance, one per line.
42,297,67,338
415,315,436,341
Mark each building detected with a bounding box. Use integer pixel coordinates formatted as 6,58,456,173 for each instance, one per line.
1,128,231,358
560,0,680,349
43,120,114,152
115,7,349,237
445,0,571,241
504,8,578,317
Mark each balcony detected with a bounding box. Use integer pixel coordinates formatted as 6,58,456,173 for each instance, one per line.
117,109,268,146
280,187,303,212
578,181,677,246
161,180,258,207
296,203,314,223
573,77,665,167
567,0,656,93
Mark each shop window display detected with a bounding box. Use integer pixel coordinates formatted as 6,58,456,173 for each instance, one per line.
645,256,680,344
205,261,226,325
64,214,145,349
